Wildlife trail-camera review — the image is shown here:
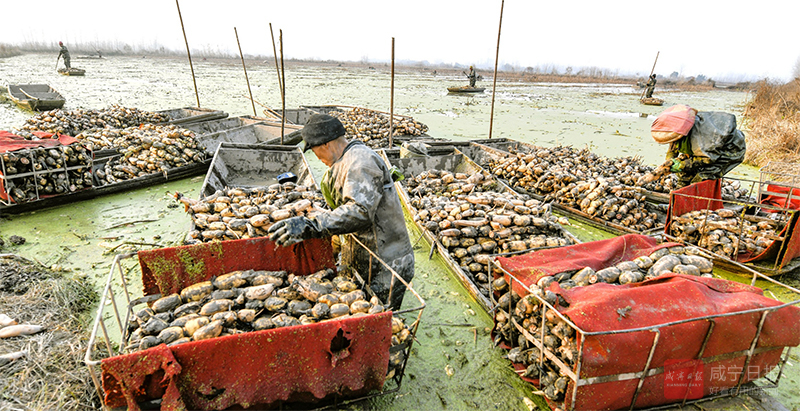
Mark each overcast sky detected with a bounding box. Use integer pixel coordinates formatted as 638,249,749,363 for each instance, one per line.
3,0,798,81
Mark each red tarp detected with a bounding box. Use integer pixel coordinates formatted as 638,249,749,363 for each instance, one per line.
102,236,391,410
0,130,77,153
559,274,800,410
666,179,800,268
496,234,676,296
760,184,800,212
496,234,800,410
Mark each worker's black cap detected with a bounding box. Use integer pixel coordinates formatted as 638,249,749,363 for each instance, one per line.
301,114,346,152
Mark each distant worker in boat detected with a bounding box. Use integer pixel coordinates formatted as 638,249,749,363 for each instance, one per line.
465,65,478,88
645,74,657,98
268,114,415,310
57,41,71,70
648,105,746,188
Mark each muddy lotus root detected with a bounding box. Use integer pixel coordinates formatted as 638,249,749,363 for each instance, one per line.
406,168,572,294
176,183,329,243
492,245,713,402
124,268,413,377
670,208,786,259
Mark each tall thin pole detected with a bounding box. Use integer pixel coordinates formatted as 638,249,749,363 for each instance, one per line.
269,23,285,108
640,51,660,100
488,0,504,139
234,27,257,117
279,30,286,144
175,0,200,107
389,37,395,148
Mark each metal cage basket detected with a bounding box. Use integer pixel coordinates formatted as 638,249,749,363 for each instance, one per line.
84,234,425,410
489,246,800,411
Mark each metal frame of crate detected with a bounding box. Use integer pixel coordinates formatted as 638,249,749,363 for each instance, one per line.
83,234,425,410
489,253,800,411
666,185,800,276
758,161,800,202
0,145,93,206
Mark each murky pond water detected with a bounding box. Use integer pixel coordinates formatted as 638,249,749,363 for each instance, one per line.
1,53,797,410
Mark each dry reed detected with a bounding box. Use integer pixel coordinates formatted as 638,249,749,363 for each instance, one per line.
742,79,800,178
0,255,101,411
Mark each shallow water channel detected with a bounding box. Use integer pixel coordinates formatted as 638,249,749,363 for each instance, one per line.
1,54,798,410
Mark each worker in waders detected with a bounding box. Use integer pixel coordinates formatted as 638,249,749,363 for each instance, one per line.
57,41,71,70
268,114,415,310
645,74,657,98
466,66,477,87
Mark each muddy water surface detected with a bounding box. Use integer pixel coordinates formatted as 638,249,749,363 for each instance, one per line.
1,54,798,410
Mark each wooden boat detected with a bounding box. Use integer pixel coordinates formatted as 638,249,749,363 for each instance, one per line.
447,86,485,93
199,143,317,199
182,115,270,136
7,84,65,111
155,107,228,125
640,97,664,106
381,145,579,313
0,114,306,215
0,155,211,215
58,68,86,76
195,121,303,156
454,139,667,236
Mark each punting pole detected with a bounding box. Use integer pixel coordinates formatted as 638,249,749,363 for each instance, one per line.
640,50,660,100
269,23,285,117
234,27,257,117
389,37,395,148
175,0,200,107
488,0,504,139
279,29,286,144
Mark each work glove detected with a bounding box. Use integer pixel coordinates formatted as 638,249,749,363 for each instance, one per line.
267,216,320,247
670,158,682,173
670,157,693,173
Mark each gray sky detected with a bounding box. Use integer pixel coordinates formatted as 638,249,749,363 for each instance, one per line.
3,0,798,81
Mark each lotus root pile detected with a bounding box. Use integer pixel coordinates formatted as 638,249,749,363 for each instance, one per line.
492,245,713,402
87,124,206,185
1,142,93,203
124,268,412,379
16,105,171,138
177,183,329,243
670,208,787,259
405,169,573,296
328,107,428,149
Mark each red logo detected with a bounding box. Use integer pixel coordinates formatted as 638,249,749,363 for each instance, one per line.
663,359,704,400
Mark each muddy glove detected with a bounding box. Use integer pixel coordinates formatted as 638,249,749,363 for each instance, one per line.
268,216,321,246
670,158,683,173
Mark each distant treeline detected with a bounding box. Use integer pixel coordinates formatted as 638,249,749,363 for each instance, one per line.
0,40,764,89
0,44,22,58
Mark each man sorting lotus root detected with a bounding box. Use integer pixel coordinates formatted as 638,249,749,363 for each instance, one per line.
268,114,415,310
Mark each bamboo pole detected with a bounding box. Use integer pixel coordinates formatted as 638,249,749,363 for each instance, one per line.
640,51,660,101
389,37,395,148
269,23,284,110
234,27,257,117
488,0,504,139
175,0,200,107
279,29,286,144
